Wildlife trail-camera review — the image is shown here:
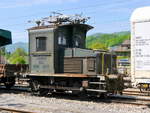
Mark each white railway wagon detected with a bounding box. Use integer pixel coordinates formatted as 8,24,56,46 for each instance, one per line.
131,6,150,86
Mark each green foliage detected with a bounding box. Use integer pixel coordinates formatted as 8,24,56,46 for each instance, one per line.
8,48,28,64
0,47,6,56
0,47,11,61
10,56,26,64
89,43,108,50
86,31,130,49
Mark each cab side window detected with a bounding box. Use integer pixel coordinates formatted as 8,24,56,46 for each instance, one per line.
58,36,66,45
36,37,47,51
74,35,81,47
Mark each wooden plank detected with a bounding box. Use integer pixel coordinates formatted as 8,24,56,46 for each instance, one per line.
28,73,88,77
86,89,107,93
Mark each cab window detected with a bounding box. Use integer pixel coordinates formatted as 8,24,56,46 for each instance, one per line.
36,37,47,51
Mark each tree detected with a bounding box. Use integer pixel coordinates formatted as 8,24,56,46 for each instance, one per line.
0,47,6,56
89,43,108,50
86,32,130,49
8,48,28,64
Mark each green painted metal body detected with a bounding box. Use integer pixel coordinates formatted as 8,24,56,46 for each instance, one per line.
28,24,117,76
28,24,93,74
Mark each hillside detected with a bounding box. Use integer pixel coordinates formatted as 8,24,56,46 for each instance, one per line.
86,31,130,49
4,31,130,53
6,42,28,53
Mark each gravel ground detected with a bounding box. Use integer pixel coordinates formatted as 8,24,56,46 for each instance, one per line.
0,93,150,113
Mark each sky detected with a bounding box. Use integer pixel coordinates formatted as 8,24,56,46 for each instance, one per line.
0,0,150,43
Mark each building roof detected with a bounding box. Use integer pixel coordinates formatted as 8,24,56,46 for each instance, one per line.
115,46,130,52
113,40,130,52
122,40,130,45
131,6,150,22
0,29,12,47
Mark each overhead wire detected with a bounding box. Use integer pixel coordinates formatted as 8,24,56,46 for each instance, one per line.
0,0,133,35
0,0,131,22
0,0,135,27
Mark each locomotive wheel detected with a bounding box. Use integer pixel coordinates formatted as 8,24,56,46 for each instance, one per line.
140,83,147,92
39,88,49,96
78,90,88,99
98,93,107,99
139,83,150,94
4,77,15,90
29,80,41,95
29,80,40,92
4,82,15,89
29,80,50,96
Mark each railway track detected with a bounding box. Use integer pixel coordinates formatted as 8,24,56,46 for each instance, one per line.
0,107,35,113
107,88,150,106
108,95,150,106
123,88,150,96
1,86,150,107
0,84,31,96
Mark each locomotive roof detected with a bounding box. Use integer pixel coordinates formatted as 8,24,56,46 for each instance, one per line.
28,23,93,31
0,29,12,47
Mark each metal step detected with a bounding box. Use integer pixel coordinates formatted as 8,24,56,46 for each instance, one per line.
86,89,107,93
89,82,106,85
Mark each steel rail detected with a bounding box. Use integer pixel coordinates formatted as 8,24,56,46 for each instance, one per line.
123,90,150,97
1,85,150,107
0,107,35,113
108,99,150,106
108,95,150,106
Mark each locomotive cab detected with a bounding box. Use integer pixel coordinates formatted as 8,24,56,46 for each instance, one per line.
28,24,92,74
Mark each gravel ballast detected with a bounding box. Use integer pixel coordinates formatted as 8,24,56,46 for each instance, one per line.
0,93,150,113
